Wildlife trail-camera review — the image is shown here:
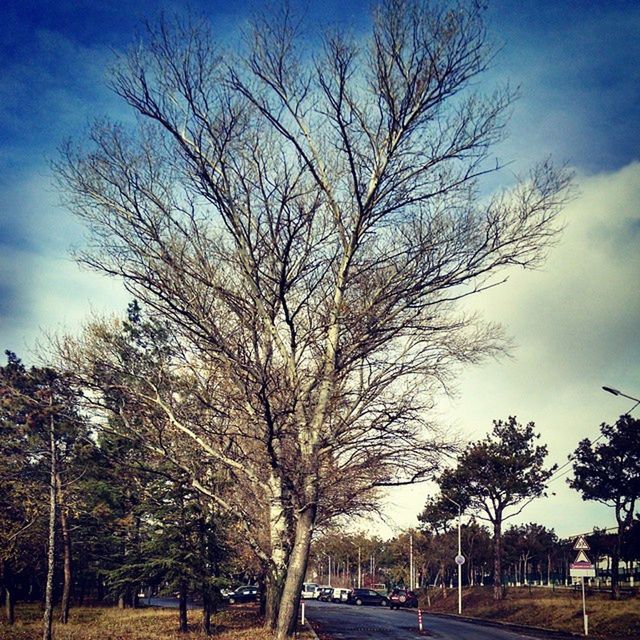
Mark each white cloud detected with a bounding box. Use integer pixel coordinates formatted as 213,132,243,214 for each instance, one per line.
0,170,130,359
383,162,640,539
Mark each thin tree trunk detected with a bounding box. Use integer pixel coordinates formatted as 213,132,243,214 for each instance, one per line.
197,513,214,636
43,414,56,640
202,585,213,636
492,519,504,600
97,578,104,602
5,585,15,626
57,473,72,623
78,575,85,605
275,506,315,640
3,560,15,624
179,579,188,633
611,526,622,600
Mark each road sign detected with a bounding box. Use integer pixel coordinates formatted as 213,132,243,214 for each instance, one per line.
573,535,590,550
574,550,591,564
455,554,466,566
570,562,595,577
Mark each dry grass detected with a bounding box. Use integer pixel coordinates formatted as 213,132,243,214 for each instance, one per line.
422,586,640,639
0,603,275,640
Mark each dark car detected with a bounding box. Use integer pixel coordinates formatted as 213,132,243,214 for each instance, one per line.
388,588,418,609
317,587,334,602
348,588,389,606
225,585,260,604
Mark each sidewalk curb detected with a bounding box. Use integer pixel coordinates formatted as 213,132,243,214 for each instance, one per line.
296,620,320,639
425,611,584,639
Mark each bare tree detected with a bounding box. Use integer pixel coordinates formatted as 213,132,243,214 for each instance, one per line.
55,2,571,637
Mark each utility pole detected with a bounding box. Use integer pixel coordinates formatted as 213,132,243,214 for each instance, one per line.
443,495,464,615
358,546,362,588
409,534,414,589
456,505,462,614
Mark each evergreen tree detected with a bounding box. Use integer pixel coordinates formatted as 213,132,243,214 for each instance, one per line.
569,415,640,599
430,417,556,599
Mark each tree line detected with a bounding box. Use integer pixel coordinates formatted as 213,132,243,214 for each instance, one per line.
306,415,639,602
0,341,242,637
308,519,640,596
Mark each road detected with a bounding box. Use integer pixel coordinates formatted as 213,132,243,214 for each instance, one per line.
144,596,200,610
304,600,569,640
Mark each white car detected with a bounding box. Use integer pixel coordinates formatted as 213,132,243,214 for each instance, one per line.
332,587,350,603
301,582,319,599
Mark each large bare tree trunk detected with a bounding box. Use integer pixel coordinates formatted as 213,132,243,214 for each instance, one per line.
275,507,315,640
56,473,72,623
265,569,286,630
43,415,56,640
492,520,504,600
265,475,291,629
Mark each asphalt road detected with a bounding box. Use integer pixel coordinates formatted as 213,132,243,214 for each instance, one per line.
304,600,564,640
145,596,200,610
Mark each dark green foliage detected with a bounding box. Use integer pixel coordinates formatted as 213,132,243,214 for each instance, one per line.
427,417,556,599
569,415,640,598
0,351,90,626
0,310,231,628
503,523,557,584
569,415,640,514
437,417,556,517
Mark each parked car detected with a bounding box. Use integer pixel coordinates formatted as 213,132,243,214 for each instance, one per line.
332,587,350,603
348,588,389,606
316,586,334,601
388,588,418,609
225,585,260,604
301,582,319,599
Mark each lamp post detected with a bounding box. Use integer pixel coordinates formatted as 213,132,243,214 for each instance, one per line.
443,495,463,615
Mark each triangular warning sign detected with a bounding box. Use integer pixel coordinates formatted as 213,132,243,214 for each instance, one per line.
573,536,590,550
574,550,591,564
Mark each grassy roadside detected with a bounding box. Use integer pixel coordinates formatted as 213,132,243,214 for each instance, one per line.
421,586,640,639
0,603,275,640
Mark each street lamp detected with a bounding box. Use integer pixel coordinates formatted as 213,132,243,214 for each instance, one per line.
602,386,640,411
442,495,463,615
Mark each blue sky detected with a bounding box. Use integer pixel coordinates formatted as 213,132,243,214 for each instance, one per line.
1,0,639,538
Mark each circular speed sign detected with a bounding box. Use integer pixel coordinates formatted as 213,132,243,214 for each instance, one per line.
454,554,466,566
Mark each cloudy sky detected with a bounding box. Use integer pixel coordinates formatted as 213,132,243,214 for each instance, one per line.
2,0,639,539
